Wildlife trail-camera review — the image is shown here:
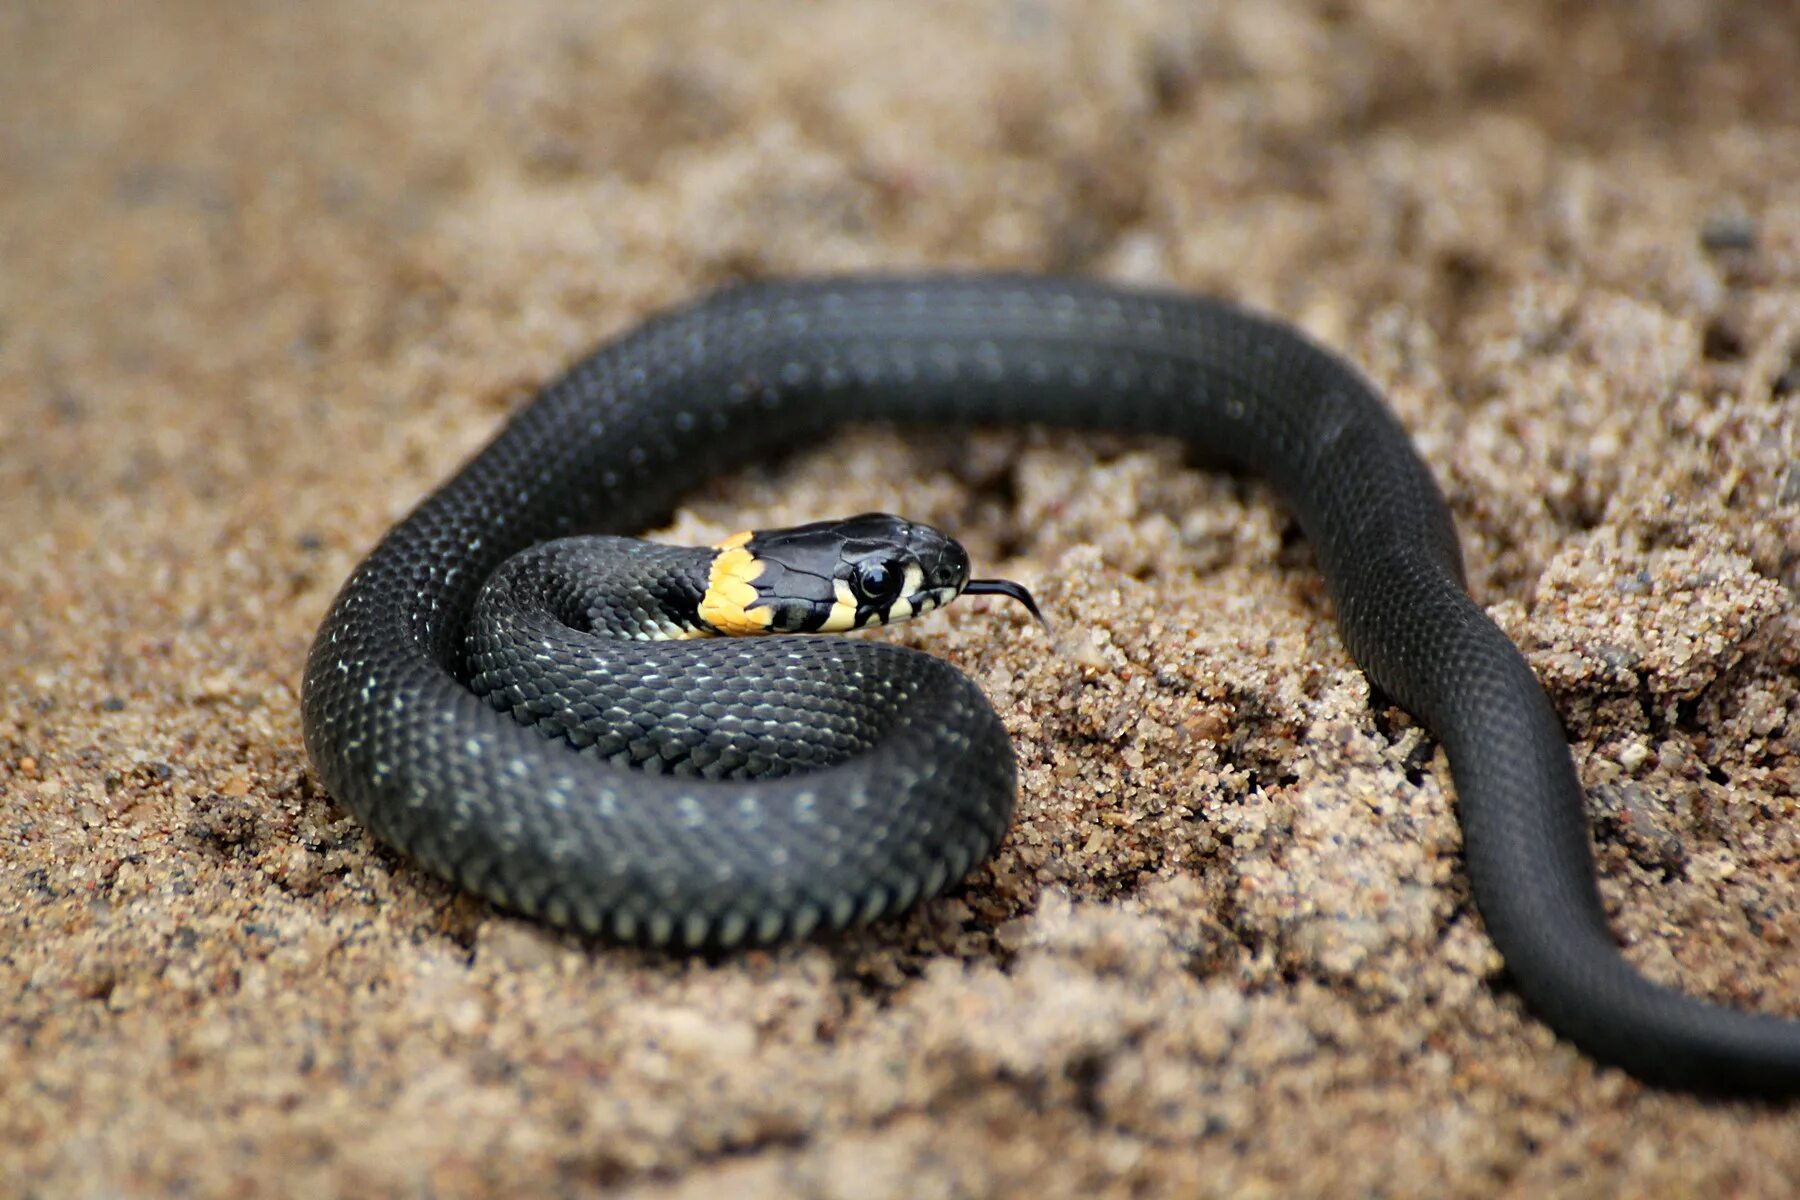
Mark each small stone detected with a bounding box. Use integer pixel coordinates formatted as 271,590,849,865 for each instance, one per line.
1698,211,1757,252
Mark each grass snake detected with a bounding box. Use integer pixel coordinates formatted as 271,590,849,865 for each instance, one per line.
301,274,1800,1094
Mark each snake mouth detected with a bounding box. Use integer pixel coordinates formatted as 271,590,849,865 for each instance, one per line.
963,578,1046,629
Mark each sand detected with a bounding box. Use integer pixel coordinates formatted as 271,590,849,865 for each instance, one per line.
3,1,1798,1196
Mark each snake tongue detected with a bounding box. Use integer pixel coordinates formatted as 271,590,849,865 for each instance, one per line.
963,578,1047,630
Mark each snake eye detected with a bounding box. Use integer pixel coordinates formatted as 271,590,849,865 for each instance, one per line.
852,558,905,605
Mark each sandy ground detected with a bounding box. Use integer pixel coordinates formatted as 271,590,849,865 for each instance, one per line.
4,1,1799,1196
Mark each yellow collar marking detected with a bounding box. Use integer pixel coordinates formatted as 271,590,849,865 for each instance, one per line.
698,532,773,635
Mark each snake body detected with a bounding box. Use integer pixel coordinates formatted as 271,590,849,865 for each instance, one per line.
301,275,1800,1092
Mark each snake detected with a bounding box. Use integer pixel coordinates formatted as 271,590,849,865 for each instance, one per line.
300,274,1800,1094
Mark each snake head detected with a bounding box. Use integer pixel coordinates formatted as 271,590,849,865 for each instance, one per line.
700,512,1041,634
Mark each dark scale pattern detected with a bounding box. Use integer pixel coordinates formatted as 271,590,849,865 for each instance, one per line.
479,536,718,643
466,537,923,779
302,275,1800,1092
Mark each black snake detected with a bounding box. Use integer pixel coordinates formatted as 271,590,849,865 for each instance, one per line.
301,275,1800,1093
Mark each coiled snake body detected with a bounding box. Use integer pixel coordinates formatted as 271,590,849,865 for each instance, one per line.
302,275,1800,1093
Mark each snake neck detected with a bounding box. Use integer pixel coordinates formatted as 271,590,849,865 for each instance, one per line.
474,536,718,643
